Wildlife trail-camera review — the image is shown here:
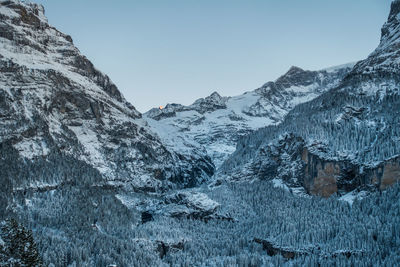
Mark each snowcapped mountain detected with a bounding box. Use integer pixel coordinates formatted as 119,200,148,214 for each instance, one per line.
219,0,400,197
350,0,400,78
144,64,354,167
1,1,400,266
338,0,400,98
0,0,213,192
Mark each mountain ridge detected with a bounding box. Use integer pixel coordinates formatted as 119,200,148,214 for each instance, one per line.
219,0,400,197
144,63,355,167
0,0,399,265
0,0,214,191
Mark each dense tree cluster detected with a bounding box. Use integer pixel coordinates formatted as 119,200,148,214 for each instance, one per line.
4,170,400,266
0,218,41,266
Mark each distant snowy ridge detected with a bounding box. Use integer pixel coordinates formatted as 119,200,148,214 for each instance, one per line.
144,63,354,168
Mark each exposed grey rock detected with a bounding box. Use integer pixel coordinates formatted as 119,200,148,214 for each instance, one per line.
156,239,185,259
163,191,220,220
190,91,228,114
254,238,366,260
0,0,214,192
253,238,308,259
348,0,400,79
141,211,153,224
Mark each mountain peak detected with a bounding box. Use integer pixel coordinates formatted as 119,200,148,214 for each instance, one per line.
207,91,223,100
380,0,400,43
389,0,400,19
0,0,47,25
0,0,138,117
348,0,400,78
288,66,304,72
190,91,227,113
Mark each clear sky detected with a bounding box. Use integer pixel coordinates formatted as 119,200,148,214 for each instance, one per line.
34,0,392,112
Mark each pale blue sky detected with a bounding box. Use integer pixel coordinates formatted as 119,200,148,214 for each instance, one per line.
34,0,392,112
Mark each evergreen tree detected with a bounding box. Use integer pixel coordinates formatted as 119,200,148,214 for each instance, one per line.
0,218,42,267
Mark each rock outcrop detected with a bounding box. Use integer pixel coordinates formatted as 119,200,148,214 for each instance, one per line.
254,238,366,260
156,240,185,259
302,148,400,197
223,131,400,197
162,191,229,221
141,211,153,224
253,238,304,259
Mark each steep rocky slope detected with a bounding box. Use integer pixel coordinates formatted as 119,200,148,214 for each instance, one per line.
0,0,214,192
220,0,400,197
145,64,354,167
1,1,399,266
349,0,400,80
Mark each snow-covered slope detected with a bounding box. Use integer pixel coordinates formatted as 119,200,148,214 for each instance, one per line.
219,1,400,197
144,64,354,167
0,0,213,191
1,1,399,266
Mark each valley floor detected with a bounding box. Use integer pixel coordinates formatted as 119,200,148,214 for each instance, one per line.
21,179,400,266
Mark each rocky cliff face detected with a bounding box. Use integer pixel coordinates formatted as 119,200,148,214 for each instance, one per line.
219,1,400,197
0,0,213,191
341,0,400,97
301,148,400,197
367,156,400,191
227,132,400,198
349,0,400,78
145,64,353,168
